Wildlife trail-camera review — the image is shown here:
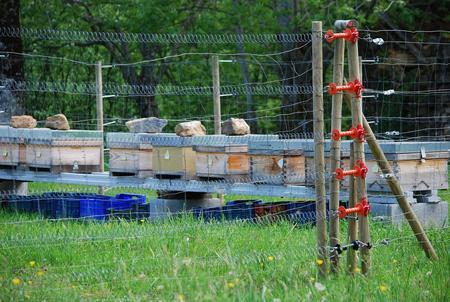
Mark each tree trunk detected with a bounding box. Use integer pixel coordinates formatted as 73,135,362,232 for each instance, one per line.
0,0,24,122
232,0,257,133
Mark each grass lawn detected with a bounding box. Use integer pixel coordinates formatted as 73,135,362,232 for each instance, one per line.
0,177,448,301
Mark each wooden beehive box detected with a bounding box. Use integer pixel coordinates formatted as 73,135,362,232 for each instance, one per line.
0,127,20,167
194,134,278,181
107,132,155,178
151,135,201,180
302,139,351,186
249,139,305,185
17,128,103,173
195,144,249,180
362,141,449,192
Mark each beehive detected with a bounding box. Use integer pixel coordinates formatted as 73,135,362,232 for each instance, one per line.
0,127,20,167
362,141,449,192
249,139,305,185
301,139,351,186
195,144,249,180
0,127,103,173
151,135,200,180
107,132,156,178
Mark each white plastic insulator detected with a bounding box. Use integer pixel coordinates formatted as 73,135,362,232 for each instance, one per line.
372,38,384,45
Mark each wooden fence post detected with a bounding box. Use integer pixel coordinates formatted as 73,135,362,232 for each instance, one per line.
95,61,104,194
342,92,439,261
346,142,358,273
312,21,327,277
329,38,345,273
347,42,371,274
212,55,221,135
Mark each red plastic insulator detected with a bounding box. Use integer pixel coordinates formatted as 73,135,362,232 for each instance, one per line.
332,124,365,142
338,197,370,219
335,160,368,180
324,27,359,44
328,79,364,97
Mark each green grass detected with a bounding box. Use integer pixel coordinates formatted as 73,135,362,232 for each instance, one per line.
0,210,448,301
1,173,449,302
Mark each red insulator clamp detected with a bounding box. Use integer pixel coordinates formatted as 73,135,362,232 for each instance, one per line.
335,160,368,180
338,197,370,218
332,124,365,142
324,27,359,44
328,79,364,97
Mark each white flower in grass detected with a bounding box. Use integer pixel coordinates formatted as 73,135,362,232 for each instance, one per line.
314,282,326,292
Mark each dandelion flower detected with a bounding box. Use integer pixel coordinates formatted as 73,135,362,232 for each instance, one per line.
267,256,274,261
24,294,31,299
309,276,315,282
36,270,45,277
12,278,21,285
27,280,33,285
176,294,186,302
227,282,235,289
139,219,145,223
355,267,361,273
316,259,324,266
234,278,240,284
379,284,388,293
29,261,36,267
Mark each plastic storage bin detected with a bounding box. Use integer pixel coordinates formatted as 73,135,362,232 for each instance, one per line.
224,200,261,221
254,202,289,222
79,195,115,220
113,194,146,210
286,201,316,224
193,206,223,222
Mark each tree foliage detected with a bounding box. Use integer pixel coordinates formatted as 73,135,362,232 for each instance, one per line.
7,0,449,137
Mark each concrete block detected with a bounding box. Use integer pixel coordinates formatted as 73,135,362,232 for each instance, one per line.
370,202,448,228
368,191,416,204
0,180,28,195
149,197,221,221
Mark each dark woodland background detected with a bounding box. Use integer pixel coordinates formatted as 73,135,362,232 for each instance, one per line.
0,0,449,139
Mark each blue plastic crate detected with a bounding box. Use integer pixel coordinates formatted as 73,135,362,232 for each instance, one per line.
193,206,224,222
79,195,114,220
224,200,261,221
11,195,35,213
287,201,316,224
113,194,146,210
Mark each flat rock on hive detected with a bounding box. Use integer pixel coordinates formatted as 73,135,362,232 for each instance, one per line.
45,114,70,130
10,115,37,128
221,118,250,136
126,117,167,133
175,121,206,137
